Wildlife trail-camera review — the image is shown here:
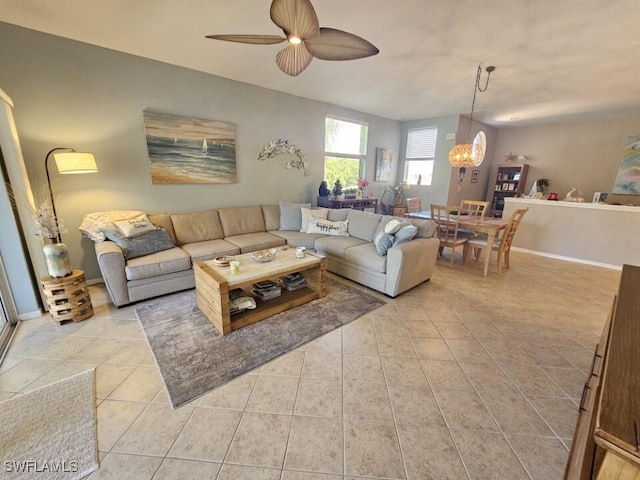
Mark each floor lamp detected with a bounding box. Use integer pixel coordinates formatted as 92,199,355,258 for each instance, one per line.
44,148,98,242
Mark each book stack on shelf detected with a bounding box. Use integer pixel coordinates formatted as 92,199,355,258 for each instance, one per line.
229,288,256,315
280,272,307,291
251,280,281,301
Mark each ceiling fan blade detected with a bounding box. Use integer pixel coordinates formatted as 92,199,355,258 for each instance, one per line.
270,0,319,40
205,34,286,45
275,44,313,76
305,27,379,60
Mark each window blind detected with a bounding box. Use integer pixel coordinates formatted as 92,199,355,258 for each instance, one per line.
406,127,437,159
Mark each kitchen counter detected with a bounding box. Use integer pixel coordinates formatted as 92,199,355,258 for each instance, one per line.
503,197,640,268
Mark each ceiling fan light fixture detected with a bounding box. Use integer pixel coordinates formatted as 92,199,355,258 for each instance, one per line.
206,0,378,76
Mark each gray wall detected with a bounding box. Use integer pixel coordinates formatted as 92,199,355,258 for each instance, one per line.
494,117,640,205
0,22,401,281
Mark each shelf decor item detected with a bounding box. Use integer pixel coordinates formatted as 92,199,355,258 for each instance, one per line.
42,238,72,278
258,138,309,176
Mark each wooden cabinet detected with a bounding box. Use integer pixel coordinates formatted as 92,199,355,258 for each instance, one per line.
564,264,640,479
317,196,378,211
489,163,528,217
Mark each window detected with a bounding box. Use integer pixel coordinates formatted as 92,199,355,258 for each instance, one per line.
404,126,437,186
324,116,368,190
473,130,486,164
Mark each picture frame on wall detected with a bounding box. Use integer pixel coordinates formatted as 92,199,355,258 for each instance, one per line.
375,148,392,182
143,110,237,184
471,170,479,183
612,135,640,194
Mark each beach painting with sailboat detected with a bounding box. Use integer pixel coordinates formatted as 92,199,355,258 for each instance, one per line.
143,110,237,184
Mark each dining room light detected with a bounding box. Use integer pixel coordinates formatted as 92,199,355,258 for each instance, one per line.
448,64,495,168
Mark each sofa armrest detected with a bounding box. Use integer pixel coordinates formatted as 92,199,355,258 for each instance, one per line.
385,237,440,297
95,241,130,307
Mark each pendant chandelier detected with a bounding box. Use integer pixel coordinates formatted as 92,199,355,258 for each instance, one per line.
448,64,495,168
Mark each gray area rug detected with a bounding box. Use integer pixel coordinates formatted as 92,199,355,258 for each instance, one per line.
137,280,386,408
0,369,98,480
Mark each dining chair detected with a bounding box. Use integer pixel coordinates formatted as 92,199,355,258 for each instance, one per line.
406,197,422,213
459,199,490,218
464,207,529,273
430,204,473,268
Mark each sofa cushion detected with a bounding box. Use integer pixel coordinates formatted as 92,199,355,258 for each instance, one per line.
314,235,367,260
347,210,382,242
181,239,240,263
148,213,177,245
225,232,286,253
269,230,325,250
218,206,266,237
383,219,403,235
262,205,280,231
410,219,438,239
102,226,174,260
300,207,328,232
125,247,191,281
280,201,311,231
327,209,349,221
345,243,387,274
171,210,224,245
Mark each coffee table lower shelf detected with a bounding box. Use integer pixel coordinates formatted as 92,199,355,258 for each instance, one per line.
194,251,326,335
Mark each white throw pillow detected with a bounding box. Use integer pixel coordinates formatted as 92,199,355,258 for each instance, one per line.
114,214,157,237
300,207,329,232
307,218,350,236
384,219,403,235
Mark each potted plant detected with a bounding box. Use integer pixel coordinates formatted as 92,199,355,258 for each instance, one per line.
344,187,357,199
332,179,343,200
357,178,369,198
389,182,409,206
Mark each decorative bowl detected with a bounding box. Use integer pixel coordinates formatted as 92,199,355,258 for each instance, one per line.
212,256,234,266
251,248,277,263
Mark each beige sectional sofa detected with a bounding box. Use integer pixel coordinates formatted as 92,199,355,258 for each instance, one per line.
93,204,440,307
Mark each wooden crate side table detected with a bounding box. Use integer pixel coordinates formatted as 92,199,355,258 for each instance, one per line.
40,269,93,325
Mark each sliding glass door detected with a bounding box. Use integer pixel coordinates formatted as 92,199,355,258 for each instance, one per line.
0,253,17,358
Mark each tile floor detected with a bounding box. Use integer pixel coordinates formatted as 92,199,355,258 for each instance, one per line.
0,251,621,479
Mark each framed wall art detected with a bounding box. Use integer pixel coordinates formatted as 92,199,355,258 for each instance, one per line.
143,110,237,184
611,135,640,194
375,148,392,182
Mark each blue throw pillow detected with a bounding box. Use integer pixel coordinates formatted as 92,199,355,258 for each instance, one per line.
102,226,174,260
374,231,394,256
393,225,418,246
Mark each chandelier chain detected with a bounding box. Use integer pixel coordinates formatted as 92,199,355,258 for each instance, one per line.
466,64,494,140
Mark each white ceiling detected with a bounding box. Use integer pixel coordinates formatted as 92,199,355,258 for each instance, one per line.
3,0,640,126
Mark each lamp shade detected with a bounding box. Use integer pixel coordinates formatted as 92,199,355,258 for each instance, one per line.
448,143,484,168
53,152,98,174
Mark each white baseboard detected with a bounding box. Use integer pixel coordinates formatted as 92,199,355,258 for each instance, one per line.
512,247,622,271
86,277,104,286
18,310,44,321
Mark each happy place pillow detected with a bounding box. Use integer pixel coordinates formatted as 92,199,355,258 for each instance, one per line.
307,218,350,236
300,207,329,232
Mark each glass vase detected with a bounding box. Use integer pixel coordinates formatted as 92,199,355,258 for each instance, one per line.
42,238,72,278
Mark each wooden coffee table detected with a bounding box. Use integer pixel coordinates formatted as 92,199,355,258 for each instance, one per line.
194,248,326,335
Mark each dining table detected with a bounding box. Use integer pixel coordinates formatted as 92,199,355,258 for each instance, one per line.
405,211,509,277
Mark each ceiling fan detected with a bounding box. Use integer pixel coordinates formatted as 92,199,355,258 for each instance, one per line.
206,0,379,76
